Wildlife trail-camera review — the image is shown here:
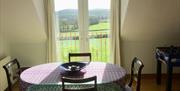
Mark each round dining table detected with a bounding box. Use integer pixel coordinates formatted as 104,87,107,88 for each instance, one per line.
20,62,126,91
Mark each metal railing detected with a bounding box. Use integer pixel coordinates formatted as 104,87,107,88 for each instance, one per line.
57,31,109,62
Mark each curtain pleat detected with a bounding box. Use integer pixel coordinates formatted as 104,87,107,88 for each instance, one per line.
44,0,56,63
110,0,121,66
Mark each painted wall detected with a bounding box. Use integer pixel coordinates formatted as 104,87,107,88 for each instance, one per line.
10,43,46,66
0,0,3,58
0,30,6,59
121,0,180,73
121,0,129,29
0,0,7,59
0,25,4,59
2,0,47,66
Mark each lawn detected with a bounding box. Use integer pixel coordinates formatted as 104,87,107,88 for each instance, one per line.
89,22,110,31
68,22,110,32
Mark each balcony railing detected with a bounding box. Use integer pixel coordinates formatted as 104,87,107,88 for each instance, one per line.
57,31,109,62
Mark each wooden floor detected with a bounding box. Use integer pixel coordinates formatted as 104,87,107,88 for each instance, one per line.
13,75,180,91
140,74,180,91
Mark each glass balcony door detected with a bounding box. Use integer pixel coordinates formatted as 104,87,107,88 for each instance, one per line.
54,0,110,62
88,0,110,62
55,0,81,62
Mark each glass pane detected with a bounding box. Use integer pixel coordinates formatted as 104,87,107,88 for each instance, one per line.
55,0,79,62
88,0,110,62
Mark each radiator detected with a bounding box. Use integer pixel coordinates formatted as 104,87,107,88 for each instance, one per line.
0,56,11,91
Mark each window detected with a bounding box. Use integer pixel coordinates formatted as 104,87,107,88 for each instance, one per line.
54,0,110,62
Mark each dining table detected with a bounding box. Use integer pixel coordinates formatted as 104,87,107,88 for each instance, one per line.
20,62,127,91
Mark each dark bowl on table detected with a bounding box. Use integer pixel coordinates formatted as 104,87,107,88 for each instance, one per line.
60,62,87,73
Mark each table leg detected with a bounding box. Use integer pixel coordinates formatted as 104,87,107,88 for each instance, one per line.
156,59,161,84
166,63,173,91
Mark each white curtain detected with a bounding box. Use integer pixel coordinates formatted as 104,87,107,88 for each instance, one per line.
44,0,57,63
110,0,121,66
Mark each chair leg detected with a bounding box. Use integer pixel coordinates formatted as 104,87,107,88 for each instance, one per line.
156,59,161,84
166,63,173,91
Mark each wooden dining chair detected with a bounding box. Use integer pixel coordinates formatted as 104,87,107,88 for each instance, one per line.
69,53,91,63
3,59,29,91
126,57,144,91
62,76,97,91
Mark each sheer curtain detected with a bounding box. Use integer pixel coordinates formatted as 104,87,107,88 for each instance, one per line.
110,0,121,66
44,0,57,63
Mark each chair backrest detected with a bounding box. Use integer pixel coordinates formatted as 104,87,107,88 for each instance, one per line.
3,59,20,91
62,76,97,91
128,57,144,91
69,53,91,63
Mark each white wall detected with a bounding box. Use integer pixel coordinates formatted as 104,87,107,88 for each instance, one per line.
2,0,47,66
3,0,46,43
0,0,3,58
0,27,4,59
0,0,7,59
121,0,129,29
121,0,180,74
0,30,7,59
10,43,46,66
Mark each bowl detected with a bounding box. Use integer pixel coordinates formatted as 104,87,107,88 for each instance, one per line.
60,62,87,72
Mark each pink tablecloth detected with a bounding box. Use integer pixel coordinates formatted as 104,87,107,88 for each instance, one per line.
20,62,126,91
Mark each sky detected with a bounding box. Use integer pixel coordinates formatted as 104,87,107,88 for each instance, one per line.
54,0,110,11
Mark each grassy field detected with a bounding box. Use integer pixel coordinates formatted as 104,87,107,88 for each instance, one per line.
89,22,110,31
57,22,110,63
